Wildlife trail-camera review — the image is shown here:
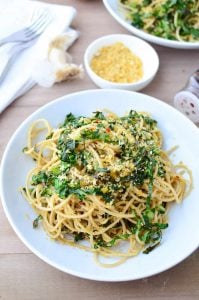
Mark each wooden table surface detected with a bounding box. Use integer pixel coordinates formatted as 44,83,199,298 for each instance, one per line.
0,0,199,299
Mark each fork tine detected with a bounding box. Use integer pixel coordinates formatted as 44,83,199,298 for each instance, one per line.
34,16,52,35
25,12,51,39
25,15,51,39
26,11,47,31
27,9,48,31
0,8,52,46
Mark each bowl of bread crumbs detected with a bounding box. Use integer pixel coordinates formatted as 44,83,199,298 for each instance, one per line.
84,34,159,91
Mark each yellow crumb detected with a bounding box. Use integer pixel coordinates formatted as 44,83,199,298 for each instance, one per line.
90,42,143,83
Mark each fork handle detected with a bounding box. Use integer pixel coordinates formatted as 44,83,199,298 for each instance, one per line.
0,47,20,83
0,34,22,47
0,41,34,84
0,37,7,47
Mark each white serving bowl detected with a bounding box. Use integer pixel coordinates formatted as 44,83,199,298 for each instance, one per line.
103,0,199,49
1,89,199,281
84,34,159,91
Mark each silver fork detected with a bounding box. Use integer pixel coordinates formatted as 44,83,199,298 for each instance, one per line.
0,40,37,84
0,9,52,46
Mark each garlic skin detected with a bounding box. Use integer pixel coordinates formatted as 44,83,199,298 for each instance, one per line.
32,30,83,87
55,64,84,83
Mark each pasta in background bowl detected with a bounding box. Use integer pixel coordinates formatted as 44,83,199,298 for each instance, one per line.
103,0,199,49
1,89,199,281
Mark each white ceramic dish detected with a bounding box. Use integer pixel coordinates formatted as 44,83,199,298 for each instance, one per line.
84,34,159,91
1,89,199,282
103,0,199,49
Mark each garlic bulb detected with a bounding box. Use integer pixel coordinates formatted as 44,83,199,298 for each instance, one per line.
32,30,83,87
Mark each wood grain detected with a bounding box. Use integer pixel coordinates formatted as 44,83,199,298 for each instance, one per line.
0,0,199,299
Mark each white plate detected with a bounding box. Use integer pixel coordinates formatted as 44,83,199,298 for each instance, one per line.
1,89,199,281
103,0,199,49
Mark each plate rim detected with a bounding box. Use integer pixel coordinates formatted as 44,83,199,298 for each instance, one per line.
103,0,199,49
1,89,199,281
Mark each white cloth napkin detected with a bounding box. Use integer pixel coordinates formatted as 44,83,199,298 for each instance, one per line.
0,0,77,113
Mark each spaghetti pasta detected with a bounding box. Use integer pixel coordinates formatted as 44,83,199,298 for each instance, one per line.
120,0,199,42
21,110,191,267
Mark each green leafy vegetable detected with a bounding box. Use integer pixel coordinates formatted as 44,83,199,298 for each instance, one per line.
74,232,85,242
22,146,28,153
81,129,111,142
33,215,43,228
143,242,160,254
46,132,53,140
94,233,131,249
93,111,106,120
32,171,48,185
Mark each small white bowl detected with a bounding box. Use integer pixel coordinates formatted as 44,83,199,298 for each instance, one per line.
84,34,159,91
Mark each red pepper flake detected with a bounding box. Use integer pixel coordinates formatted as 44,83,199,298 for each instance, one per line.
106,128,111,133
